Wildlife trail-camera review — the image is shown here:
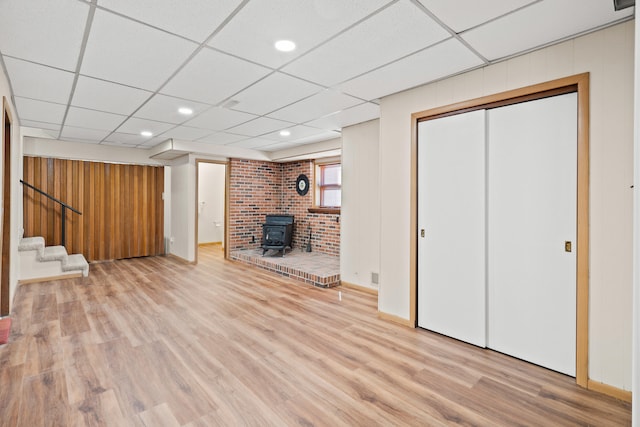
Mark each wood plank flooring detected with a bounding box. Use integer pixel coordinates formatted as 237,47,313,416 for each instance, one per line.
0,246,631,426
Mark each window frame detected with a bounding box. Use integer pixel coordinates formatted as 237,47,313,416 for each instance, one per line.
310,158,341,214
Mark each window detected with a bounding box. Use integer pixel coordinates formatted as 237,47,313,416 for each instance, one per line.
317,162,341,208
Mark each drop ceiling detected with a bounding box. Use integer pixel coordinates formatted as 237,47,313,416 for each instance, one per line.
0,0,633,154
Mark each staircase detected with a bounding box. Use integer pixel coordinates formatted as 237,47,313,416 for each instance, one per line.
19,236,89,284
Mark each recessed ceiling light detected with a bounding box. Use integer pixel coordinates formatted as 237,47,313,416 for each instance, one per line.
178,107,193,115
280,130,291,137
274,40,296,52
140,131,153,137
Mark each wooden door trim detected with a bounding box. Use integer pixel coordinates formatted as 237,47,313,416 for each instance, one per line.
410,73,590,388
194,159,230,263
1,97,12,316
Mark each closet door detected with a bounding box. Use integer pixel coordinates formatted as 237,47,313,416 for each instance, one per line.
417,110,486,347
487,93,577,376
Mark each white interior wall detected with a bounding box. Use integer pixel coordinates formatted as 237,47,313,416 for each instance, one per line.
170,155,195,262
632,16,639,426
0,65,22,314
378,21,634,390
341,120,380,290
197,163,225,244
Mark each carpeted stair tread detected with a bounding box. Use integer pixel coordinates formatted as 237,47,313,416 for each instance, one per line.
40,245,68,262
63,254,90,277
18,236,45,252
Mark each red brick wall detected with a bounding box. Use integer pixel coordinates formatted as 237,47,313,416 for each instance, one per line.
281,161,341,257
228,158,341,257
228,159,282,250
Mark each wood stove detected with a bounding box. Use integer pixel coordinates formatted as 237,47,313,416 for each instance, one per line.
261,214,294,256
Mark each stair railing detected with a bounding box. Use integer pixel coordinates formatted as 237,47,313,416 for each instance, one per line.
20,180,82,248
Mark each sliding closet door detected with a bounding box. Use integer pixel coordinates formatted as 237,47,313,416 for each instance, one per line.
417,110,486,347
487,93,577,376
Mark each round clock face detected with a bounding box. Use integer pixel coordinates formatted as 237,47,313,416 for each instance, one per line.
296,174,309,196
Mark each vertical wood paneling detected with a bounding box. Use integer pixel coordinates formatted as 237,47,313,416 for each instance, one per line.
22,157,164,262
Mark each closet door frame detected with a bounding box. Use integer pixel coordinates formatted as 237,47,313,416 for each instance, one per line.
409,73,590,387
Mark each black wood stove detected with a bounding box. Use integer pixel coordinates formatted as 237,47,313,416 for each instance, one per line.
261,214,294,256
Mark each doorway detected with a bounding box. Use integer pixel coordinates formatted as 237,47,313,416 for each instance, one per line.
1,97,12,317
195,160,228,262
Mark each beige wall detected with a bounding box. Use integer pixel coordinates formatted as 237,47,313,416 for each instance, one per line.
0,64,22,313
341,120,380,290
378,21,634,390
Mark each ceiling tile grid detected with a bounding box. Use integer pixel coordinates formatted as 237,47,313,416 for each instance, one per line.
0,0,634,152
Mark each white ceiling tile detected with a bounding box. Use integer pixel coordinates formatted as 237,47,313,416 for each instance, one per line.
306,102,380,130
161,48,271,105
159,126,213,141
20,120,61,132
260,141,303,152
65,107,126,131
184,107,257,131
14,97,66,124
208,0,392,68
71,76,153,115
261,125,335,142
290,130,341,145
134,94,211,124
97,0,243,43
3,57,75,104
227,138,280,149
230,72,323,115
81,9,197,90
60,126,111,142
197,132,247,145
416,0,536,32
340,38,483,100
100,140,140,148
116,117,174,135
0,0,88,70
267,90,361,123
226,117,293,137
461,0,634,61
282,0,449,86
104,132,157,145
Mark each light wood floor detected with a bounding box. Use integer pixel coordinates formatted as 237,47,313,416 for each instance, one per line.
0,246,631,426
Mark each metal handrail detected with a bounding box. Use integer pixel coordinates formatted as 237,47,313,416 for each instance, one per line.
20,179,82,248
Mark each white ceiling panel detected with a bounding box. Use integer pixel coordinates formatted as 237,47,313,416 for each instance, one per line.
116,117,174,135
416,0,536,33
134,94,211,124
81,9,197,90
306,102,380,131
3,57,75,104
230,72,323,116
161,48,271,105
65,107,126,131
227,138,281,149
0,0,88,71
227,117,293,137
159,126,213,141
71,76,153,115
260,141,303,152
197,132,247,145
14,97,66,124
291,130,341,145
184,107,257,131
208,0,393,68
20,120,61,133
97,0,243,43
340,38,483,101
268,90,361,124
461,0,635,61
101,140,140,148
283,0,449,86
104,132,161,145
261,124,334,142
60,126,110,142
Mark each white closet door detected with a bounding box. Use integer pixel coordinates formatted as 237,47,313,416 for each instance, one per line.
487,93,577,376
417,110,486,347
